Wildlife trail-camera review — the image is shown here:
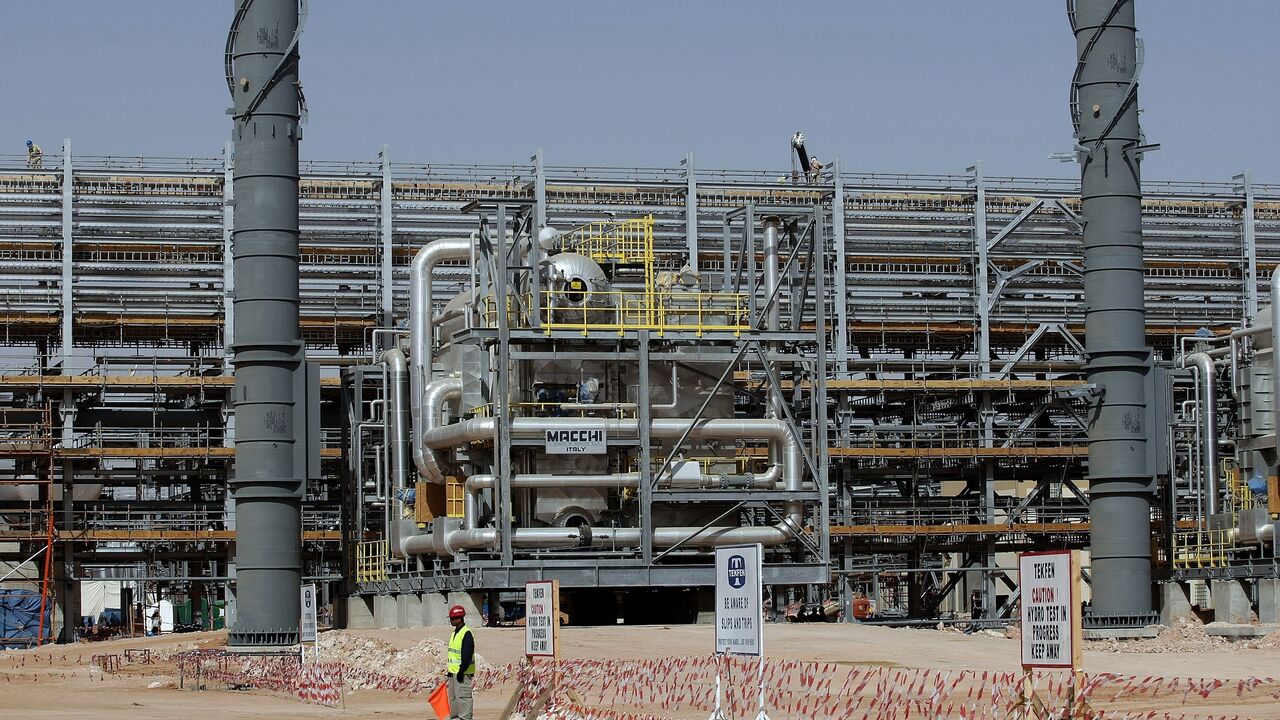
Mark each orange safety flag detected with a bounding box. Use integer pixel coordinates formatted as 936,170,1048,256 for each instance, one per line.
428,682,451,719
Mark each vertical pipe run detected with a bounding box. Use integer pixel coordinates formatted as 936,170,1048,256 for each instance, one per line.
1184,353,1218,517
1073,0,1153,619
227,0,303,647
762,217,784,421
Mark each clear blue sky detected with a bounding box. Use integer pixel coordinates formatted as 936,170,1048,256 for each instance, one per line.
1,1,1275,182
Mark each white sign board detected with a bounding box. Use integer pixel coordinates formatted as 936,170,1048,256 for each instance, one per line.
1018,550,1081,669
524,580,559,657
714,544,763,656
300,584,318,643
544,428,607,454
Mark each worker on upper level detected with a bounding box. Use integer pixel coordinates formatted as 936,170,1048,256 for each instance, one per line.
26,140,42,169
808,156,823,183
445,604,476,720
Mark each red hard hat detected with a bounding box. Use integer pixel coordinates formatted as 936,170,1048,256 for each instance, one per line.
448,604,466,619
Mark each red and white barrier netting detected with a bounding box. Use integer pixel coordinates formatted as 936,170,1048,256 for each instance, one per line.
168,651,1280,718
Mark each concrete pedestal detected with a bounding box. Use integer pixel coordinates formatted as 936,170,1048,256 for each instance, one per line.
1258,578,1280,625
345,595,376,629
397,593,423,628
373,594,398,628
1159,582,1195,626
1210,579,1251,624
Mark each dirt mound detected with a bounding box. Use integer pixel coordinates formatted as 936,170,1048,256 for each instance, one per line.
314,631,491,687
1090,614,1249,653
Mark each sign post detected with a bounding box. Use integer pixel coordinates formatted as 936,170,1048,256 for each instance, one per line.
1017,550,1084,719
713,544,767,720
525,580,560,690
299,583,318,663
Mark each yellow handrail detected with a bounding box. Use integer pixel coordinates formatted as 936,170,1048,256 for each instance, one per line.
356,540,388,582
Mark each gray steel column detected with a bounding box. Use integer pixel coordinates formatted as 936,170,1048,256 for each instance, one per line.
223,142,236,358
227,0,304,647
221,140,238,627
493,204,514,566
1073,0,1153,619
832,158,849,379
60,139,73,368
531,149,545,329
1235,171,1257,319
969,162,991,378
684,152,697,269
379,145,394,328
637,330,654,564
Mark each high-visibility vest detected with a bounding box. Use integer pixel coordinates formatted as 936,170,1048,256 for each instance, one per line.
447,625,475,675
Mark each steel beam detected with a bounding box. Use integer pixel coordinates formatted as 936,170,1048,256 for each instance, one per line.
379,145,394,327
684,152,697,269
1235,170,1258,319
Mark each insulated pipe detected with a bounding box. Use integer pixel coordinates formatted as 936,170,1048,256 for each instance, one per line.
1073,0,1153,619
414,417,806,555
226,0,303,647
1271,269,1280,460
409,237,473,480
382,349,411,558
762,217,782,334
418,377,462,484
1182,352,1219,518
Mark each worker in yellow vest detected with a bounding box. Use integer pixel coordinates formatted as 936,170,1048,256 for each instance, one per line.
445,604,475,720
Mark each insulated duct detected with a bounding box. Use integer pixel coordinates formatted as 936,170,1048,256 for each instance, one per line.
227,0,304,647
1072,0,1154,620
1182,352,1218,518
382,349,412,557
409,238,472,482
403,417,805,556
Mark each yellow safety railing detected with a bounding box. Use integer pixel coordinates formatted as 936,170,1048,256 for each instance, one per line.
356,539,388,582
1171,529,1233,569
560,215,655,267
481,290,750,336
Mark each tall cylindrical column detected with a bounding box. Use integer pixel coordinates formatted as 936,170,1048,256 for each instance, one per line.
1073,0,1153,619
227,0,303,647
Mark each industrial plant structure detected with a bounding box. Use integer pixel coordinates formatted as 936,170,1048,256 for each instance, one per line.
1,0,1278,642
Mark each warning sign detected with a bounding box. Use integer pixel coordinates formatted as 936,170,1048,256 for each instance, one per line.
714,544,763,656
1018,550,1081,669
524,580,559,657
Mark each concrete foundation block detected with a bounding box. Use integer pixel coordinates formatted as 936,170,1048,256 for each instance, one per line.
397,593,423,628
421,593,451,626
373,594,399,628
1258,578,1280,624
1204,622,1280,639
1159,582,1196,626
448,591,483,621
345,595,376,630
1210,579,1251,624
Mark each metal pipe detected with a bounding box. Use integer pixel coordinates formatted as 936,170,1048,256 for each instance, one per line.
1271,269,1280,463
382,349,411,558
417,377,462,484
412,417,804,555
1073,0,1153,620
409,236,473,481
226,0,303,647
1182,352,1219,517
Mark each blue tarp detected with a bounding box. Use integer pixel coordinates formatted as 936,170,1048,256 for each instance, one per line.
0,589,51,648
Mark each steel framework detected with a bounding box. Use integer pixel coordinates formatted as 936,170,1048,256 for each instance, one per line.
1,145,1277,629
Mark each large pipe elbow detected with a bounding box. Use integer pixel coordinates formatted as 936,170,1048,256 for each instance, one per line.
409,237,474,481
416,377,463,483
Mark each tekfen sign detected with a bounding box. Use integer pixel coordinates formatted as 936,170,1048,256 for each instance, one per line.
714,544,763,656
1018,550,1082,670
525,579,560,658
544,428,607,455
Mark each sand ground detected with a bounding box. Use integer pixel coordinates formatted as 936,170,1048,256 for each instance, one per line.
3,624,1279,719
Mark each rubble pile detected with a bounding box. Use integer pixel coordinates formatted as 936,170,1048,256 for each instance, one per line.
314,631,492,684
